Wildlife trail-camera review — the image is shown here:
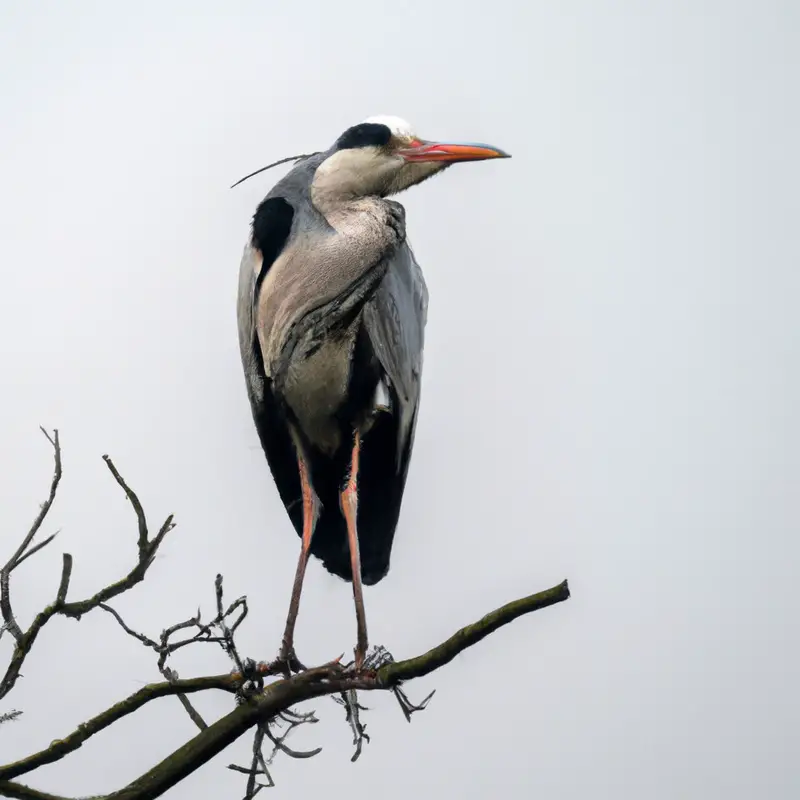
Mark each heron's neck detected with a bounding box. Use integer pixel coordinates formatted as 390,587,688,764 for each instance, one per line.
310,149,397,214
310,171,388,233
311,185,384,218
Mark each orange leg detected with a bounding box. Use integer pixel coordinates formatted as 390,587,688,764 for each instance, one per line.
278,453,318,671
340,430,368,670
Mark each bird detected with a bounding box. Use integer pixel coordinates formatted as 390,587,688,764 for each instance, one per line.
235,116,509,671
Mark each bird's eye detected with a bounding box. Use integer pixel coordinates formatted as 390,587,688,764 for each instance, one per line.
388,136,421,155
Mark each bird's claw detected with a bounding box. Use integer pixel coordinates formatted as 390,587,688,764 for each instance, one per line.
271,646,307,677
346,644,394,676
363,644,395,670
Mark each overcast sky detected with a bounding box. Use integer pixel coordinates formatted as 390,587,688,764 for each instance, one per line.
1,2,798,798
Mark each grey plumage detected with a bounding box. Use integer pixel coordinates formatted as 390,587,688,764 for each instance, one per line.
234,116,508,668
237,144,427,584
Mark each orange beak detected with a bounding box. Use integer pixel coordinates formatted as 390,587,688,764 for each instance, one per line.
397,139,511,163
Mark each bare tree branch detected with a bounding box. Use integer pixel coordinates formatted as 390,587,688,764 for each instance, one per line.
334,689,370,761
0,581,569,800
0,672,242,781
101,454,149,554
0,432,571,800
375,581,570,686
0,441,176,704
241,724,273,796
97,575,257,733
59,509,175,619
0,428,62,647
5,429,62,570
99,605,213,731
55,554,72,607
263,711,322,761
168,676,209,732
11,532,60,570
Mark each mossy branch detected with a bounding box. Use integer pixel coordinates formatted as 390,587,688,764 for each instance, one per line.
0,580,568,800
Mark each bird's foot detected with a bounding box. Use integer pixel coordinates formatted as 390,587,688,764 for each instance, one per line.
230,657,269,698
347,644,394,677
270,645,307,677
363,644,395,670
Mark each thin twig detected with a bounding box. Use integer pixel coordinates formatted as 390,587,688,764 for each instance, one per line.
11,532,60,569
392,685,436,722
162,667,208,731
0,445,175,703
215,574,247,676
0,429,62,646
263,712,322,762
333,690,370,762
55,554,72,607
100,605,212,730
99,576,255,733
101,455,148,555
4,429,62,569
99,604,159,649
227,731,274,798
244,724,273,796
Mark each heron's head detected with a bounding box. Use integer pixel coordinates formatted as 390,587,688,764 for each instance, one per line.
312,115,510,200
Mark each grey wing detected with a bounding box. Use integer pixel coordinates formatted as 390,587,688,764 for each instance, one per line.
237,242,266,407
362,241,429,470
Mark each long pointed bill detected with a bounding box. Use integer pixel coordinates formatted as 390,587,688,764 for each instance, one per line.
397,140,511,163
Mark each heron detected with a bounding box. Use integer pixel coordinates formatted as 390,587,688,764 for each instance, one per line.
235,116,509,670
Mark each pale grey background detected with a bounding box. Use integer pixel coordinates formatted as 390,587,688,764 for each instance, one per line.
1,1,798,797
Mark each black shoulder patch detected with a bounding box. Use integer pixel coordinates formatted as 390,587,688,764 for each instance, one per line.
252,197,294,290
335,122,392,151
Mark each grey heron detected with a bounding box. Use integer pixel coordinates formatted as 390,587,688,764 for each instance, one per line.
235,116,509,671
